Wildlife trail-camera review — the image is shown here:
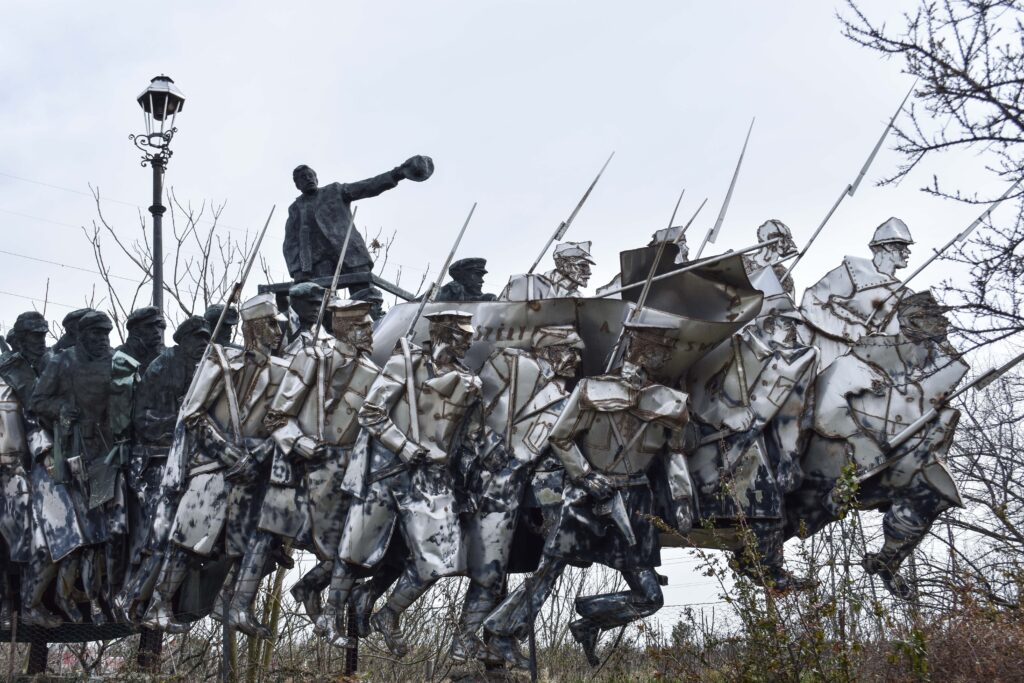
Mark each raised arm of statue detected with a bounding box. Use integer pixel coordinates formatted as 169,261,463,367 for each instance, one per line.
341,155,434,202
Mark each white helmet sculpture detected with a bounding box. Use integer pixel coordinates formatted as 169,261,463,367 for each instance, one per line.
869,217,914,248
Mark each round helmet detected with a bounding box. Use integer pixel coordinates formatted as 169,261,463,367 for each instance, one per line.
869,217,914,247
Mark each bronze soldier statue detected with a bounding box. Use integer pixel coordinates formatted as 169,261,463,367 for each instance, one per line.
31,310,119,624
204,304,240,348
283,281,327,353
284,158,434,284
0,312,59,626
51,308,90,354
435,258,498,302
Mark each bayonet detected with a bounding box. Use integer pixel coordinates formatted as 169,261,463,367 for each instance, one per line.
605,187,686,371
694,118,755,259
679,197,708,239
527,152,614,274
786,82,915,279
404,202,477,339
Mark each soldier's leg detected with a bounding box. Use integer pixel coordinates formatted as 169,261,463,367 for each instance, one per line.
735,519,814,592
571,568,664,667
315,560,358,645
55,553,84,623
289,559,332,622
226,530,274,639
483,554,568,669
80,547,108,625
863,496,944,600
370,563,439,658
142,548,191,633
20,549,61,628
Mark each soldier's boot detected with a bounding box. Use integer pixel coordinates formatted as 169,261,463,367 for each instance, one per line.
483,555,566,643
451,581,498,663
572,569,665,668
20,557,61,629
353,562,401,637
55,556,84,623
290,560,331,621
485,634,531,670
371,567,434,659
314,566,354,644
863,501,931,600
116,552,162,623
738,523,815,593
226,534,273,640
142,551,190,634
210,562,238,623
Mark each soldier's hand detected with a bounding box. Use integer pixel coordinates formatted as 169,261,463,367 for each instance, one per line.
311,441,333,461
579,471,614,500
225,455,256,483
398,440,429,464
221,442,246,468
397,155,434,182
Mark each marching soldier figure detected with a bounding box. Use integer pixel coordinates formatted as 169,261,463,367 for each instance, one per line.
499,241,596,300
204,304,240,348
452,325,583,661
226,299,380,638
51,308,91,355
485,321,693,668
322,310,482,657
109,306,166,602
117,316,210,622
352,286,386,324
741,220,798,296
143,295,285,632
435,257,498,302
31,310,118,623
0,312,60,626
800,218,914,369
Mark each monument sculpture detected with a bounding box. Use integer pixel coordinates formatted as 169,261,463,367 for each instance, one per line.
283,157,434,284
435,257,498,302
499,241,596,300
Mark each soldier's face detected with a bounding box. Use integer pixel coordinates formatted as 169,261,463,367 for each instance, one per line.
294,168,318,194
770,229,797,257
338,319,374,353
291,297,321,326
135,318,167,349
448,329,472,360
558,257,592,287
181,333,210,362
20,331,46,362
458,269,486,292
80,328,111,357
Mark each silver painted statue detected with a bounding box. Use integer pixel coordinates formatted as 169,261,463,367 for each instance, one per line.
799,217,913,369
143,294,286,632
741,220,797,295
485,321,692,669
226,298,379,638
499,241,595,300
452,324,583,662
323,310,482,657
796,291,967,598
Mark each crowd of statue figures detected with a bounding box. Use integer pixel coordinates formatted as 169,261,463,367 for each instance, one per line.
0,154,986,671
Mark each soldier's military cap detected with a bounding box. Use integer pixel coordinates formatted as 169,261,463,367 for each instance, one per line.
869,217,914,247
289,281,326,302
327,298,374,323
425,310,475,334
77,310,113,333
12,311,49,334
352,286,384,303
622,320,677,347
125,305,164,330
62,308,91,330
173,315,211,343
239,293,283,322
531,325,584,349
553,241,596,264
449,258,488,275
204,304,239,327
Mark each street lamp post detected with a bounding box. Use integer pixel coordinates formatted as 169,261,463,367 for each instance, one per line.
130,75,185,312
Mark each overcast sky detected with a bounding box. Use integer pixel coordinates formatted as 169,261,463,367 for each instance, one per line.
0,0,1005,615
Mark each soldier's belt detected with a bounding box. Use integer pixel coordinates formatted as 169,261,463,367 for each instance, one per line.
600,472,649,488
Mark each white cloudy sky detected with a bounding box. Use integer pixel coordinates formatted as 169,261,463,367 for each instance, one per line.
0,1,1006,614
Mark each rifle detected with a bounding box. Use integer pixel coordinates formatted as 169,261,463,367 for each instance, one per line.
527,153,614,274
865,178,1023,326
594,237,780,299
403,203,478,339
784,83,915,279
310,206,359,343
365,204,479,486
604,187,686,371
694,118,755,260
856,347,1024,483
